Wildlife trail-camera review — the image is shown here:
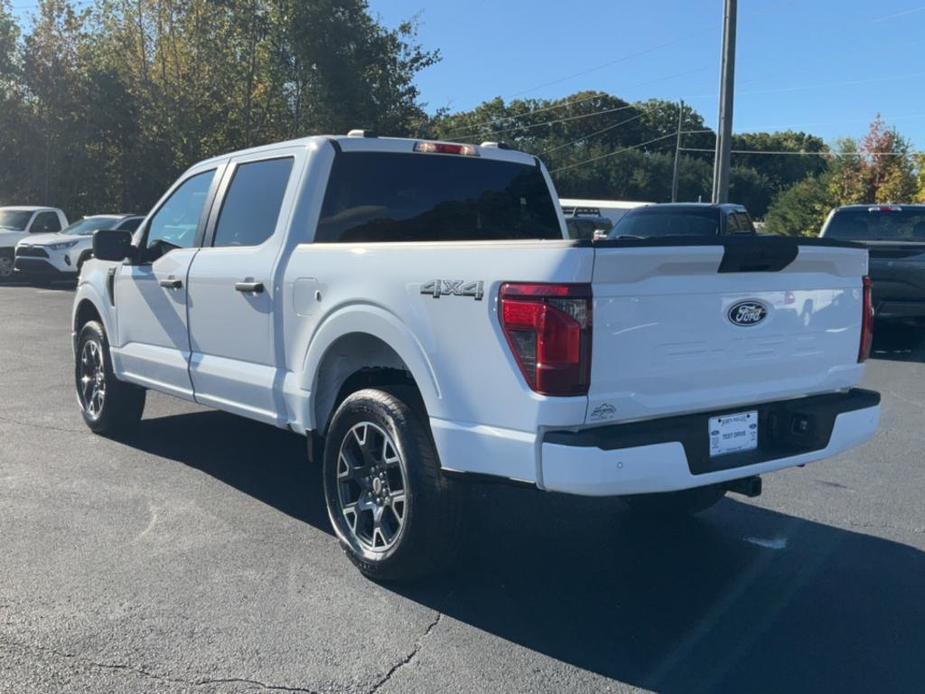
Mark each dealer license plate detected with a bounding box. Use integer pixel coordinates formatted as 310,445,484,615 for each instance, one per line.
709,411,758,457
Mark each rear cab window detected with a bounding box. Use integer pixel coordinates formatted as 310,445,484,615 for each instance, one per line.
824,207,925,241
611,207,722,239
315,151,562,243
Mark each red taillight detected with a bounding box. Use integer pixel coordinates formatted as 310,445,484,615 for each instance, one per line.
414,141,479,156
499,283,592,396
859,276,874,362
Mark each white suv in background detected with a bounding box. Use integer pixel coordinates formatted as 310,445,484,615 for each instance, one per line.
15,214,143,280
0,206,69,279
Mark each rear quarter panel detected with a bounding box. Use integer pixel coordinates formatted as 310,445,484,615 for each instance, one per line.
282,241,594,432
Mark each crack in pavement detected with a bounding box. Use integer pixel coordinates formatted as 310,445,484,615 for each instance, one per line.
1,638,320,693
368,612,442,694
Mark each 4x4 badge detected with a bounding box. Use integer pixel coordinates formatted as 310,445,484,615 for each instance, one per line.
421,280,484,301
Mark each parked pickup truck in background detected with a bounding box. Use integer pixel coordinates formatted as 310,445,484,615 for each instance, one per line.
607,202,757,240
820,204,925,324
72,133,881,580
0,206,69,280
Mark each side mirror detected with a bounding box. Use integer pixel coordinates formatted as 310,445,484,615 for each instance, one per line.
93,229,135,262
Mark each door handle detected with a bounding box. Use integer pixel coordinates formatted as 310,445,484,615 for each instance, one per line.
159,277,182,289
234,280,264,293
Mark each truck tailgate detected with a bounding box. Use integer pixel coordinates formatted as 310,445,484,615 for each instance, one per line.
587,238,868,425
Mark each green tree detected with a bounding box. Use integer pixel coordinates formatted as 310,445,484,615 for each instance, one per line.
915,154,925,203
732,131,828,196
0,1,27,205
273,0,438,137
20,0,96,211
765,174,836,237
1,0,440,214
730,166,774,218
828,117,917,205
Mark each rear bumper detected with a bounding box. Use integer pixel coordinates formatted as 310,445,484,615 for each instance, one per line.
540,389,880,496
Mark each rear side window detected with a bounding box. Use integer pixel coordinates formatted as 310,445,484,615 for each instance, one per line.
213,158,294,247
566,217,612,240
726,212,741,233
315,152,561,243
32,212,61,233
735,212,755,233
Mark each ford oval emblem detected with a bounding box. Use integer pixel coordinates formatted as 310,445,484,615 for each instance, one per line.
728,300,768,326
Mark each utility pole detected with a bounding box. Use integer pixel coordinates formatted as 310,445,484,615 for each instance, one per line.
712,0,737,203
671,100,684,202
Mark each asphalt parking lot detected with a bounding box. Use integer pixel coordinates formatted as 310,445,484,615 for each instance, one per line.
1,282,924,694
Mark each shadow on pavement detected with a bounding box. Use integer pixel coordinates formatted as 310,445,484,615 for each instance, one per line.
121,410,333,534
127,410,925,694
871,322,925,363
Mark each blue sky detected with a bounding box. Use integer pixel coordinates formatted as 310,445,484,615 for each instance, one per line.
368,0,925,149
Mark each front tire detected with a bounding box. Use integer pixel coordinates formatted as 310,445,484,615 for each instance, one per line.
624,485,726,517
75,321,146,434
0,249,14,281
322,388,461,582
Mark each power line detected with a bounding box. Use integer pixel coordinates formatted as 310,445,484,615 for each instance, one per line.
448,102,640,142
540,111,649,155
680,147,925,157
449,66,925,147
443,65,711,139
872,4,925,22
550,132,679,174
508,29,714,98
736,70,925,97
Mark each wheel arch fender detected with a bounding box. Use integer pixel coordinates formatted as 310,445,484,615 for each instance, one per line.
72,285,115,342
299,304,442,432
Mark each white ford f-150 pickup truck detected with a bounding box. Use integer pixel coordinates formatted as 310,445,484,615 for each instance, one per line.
72,133,881,580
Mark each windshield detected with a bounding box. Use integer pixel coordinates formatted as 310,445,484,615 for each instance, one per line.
0,210,34,231
62,217,120,237
824,207,925,241
610,207,721,238
316,152,562,242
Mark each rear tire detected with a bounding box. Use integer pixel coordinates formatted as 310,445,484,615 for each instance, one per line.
624,485,726,517
322,388,462,582
75,321,146,434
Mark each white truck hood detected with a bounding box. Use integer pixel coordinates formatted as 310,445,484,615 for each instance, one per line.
0,230,27,248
